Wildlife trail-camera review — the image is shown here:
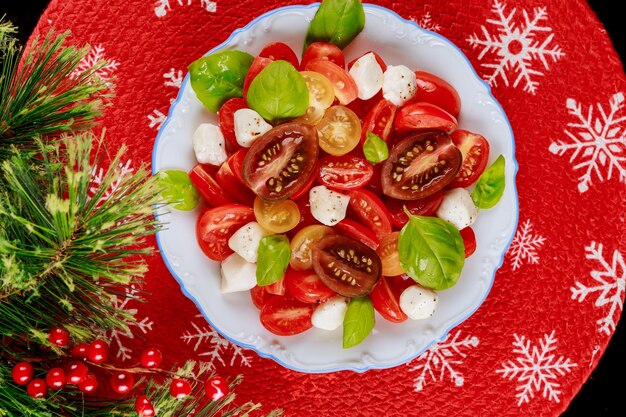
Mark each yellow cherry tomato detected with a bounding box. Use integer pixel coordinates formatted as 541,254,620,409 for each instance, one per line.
290,225,335,270
300,71,335,109
316,105,362,156
254,197,300,234
294,105,325,125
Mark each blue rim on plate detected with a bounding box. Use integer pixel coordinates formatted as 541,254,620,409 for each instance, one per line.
151,2,519,373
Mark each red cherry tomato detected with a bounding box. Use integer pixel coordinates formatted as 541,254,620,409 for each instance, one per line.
250,285,275,309
87,340,109,363
394,102,458,134
346,91,383,120
334,218,379,250
361,99,397,143
305,59,358,105
189,164,235,207
381,132,462,200
71,343,89,359
460,227,477,258
78,373,98,393
260,296,314,336
265,279,286,296
12,362,34,385
386,191,445,228
205,375,229,401
110,371,134,395
135,395,155,416
259,42,300,68
66,361,88,385
196,204,254,261
346,189,393,240
347,50,387,72
448,129,490,188
218,98,247,151
227,148,248,187
27,379,48,398
412,71,461,117
290,161,319,200
243,56,272,98
301,42,345,68
365,163,384,195
318,155,373,190
170,379,192,399
284,268,336,304
140,348,163,368
370,275,414,323
216,160,256,205
48,325,70,347
44,368,65,390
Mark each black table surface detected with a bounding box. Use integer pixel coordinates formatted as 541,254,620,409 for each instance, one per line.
3,1,625,416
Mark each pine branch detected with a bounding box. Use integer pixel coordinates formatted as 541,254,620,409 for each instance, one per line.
0,28,109,160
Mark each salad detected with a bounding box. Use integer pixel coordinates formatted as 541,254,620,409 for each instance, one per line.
158,0,505,349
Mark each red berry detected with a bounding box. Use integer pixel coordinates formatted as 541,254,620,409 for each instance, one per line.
45,368,66,390
48,326,70,347
169,379,191,399
78,373,99,393
140,348,163,368
110,371,135,395
87,340,109,363
66,361,88,384
71,343,90,359
11,362,34,385
27,379,48,398
205,375,229,401
135,395,155,416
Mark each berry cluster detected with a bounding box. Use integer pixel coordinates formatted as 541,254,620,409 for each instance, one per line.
11,325,230,416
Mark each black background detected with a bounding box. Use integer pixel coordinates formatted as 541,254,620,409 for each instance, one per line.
2,1,624,415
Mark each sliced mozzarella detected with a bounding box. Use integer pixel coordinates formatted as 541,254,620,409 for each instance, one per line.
192,123,227,166
234,108,272,148
227,222,269,263
436,188,478,229
220,253,257,293
382,65,417,106
399,285,438,320
309,185,350,226
312,295,350,331
349,53,384,100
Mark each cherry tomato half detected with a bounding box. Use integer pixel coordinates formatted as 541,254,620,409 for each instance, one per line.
242,123,319,201
316,105,362,156
460,227,477,258
253,197,300,234
301,42,345,69
196,204,254,261
290,225,335,271
346,189,393,240
448,129,490,189
300,71,335,109
318,155,373,190
290,161,319,201
259,42,299,69
216,161,255,206
386,191,445,228
394,102,458,134
361,99,397,143
412,71,461,117
334,219,379,250
189,164,234,207
311,234,382,297
369,275,413,323
305,59,358,105
377,232,404,276
218,98,247,151
260,296,314,336
284,268,336,304
381,131,462,200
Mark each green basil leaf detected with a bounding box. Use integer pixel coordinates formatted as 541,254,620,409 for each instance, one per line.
157,170,199,211
256,235,291,286
398,215,465,290
343,296,375,348
189,50,254,112
471,155,505,209
363,131,389,165
305,0,366,50
246,61,309,124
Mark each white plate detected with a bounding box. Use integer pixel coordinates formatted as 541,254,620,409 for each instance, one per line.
152,3,519,373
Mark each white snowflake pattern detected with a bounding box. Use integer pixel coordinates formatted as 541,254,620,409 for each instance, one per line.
407,331,479,392
467,0,563,94
89,159,134,204
497,331,576,406
148,109,167,131
411,12,441,32
507,219,546,270
70,45,119,83
181,316,251,370
571,242,625,335
155,0,217,17
549,93,626,193
106,286,154,361
148,69,184,130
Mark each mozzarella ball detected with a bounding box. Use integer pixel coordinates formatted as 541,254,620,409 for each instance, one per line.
349,53,384,100
227,222,269,263
312,296,350,331
382,65,417,106
399,285,438,320
436,188,478,229
192,123,227,166
220,253,257,293
234,108,272,147
309,185,350,226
